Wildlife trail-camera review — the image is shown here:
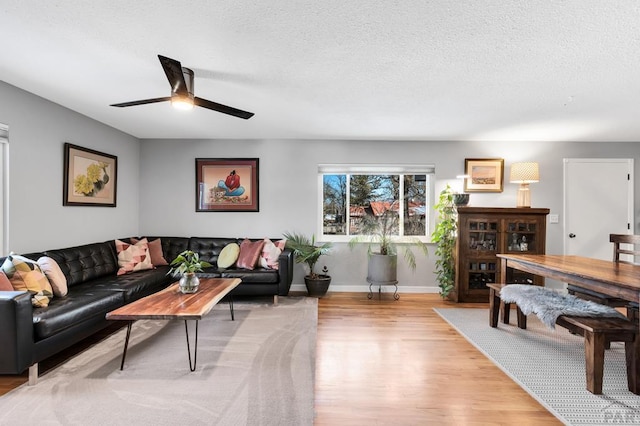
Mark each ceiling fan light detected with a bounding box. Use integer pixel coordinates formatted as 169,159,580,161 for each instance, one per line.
171,96,194,110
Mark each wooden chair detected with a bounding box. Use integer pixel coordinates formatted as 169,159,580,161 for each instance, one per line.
567,234,640,309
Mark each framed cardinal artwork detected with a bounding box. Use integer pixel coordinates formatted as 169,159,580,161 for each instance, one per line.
195,158,259,212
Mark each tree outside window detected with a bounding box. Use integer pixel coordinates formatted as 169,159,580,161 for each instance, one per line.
322,170,431,239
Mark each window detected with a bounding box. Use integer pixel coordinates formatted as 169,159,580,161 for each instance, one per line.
318,164,435,242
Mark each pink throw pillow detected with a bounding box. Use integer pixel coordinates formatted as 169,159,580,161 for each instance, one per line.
0,271,13,291
236,239,265,270
132,238,169,266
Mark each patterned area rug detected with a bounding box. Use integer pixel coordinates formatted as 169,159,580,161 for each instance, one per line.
0,297,317,426
435,308,640,426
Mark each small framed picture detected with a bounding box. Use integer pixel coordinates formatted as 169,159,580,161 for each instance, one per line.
195,158,259,212
463,158,504,193
63,143,117,207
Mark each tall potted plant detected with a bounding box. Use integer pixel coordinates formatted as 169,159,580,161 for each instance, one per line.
283,232,333,297
168,250,213,294
432,185,457,298
349,209,428,284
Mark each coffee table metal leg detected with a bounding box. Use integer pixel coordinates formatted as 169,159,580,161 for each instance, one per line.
228,296,235,321
120,321,133,370
184,320,199,372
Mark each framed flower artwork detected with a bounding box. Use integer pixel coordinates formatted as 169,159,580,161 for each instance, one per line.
63,143,117,207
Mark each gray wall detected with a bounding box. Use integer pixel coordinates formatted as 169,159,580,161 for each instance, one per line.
140,139,640,292
0,81,141,253
2,79,639,291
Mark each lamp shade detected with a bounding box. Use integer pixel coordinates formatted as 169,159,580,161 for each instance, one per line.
510,162,539,183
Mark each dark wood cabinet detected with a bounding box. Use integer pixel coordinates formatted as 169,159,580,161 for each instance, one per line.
451,207,550,302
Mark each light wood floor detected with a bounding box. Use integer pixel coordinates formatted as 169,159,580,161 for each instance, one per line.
314,292,561,425
0,292,561,425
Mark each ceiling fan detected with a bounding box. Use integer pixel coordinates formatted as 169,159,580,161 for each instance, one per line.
110,55,254,119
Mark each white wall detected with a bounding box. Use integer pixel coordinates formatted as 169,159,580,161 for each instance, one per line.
0,81,141,252
140,138,640,292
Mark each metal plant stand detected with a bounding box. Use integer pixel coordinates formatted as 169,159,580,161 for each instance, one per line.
367,279,400,300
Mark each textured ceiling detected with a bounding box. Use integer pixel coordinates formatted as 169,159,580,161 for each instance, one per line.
1,1,639,141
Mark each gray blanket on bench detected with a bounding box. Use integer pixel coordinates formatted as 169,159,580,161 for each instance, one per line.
499,284,627,329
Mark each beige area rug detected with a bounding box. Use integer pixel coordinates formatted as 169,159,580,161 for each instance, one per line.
0,297,317,426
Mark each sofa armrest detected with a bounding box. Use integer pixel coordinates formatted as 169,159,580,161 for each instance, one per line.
0,291,34,374
277,248,294,296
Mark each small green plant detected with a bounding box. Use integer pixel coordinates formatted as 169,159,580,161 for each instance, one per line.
348,209,428,271
168,250,212,277
432,185,457,298
283,232,333,279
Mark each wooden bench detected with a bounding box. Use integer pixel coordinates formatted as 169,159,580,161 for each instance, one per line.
487,283,639,394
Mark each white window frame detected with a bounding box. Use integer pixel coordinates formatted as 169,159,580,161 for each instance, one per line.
318,164,436,243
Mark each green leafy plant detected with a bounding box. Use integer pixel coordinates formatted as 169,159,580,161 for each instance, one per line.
431,185,457,298
348,209,428,271
283,232,333,279
168,250,212,277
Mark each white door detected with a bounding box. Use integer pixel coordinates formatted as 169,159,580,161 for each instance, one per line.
563,158,634,260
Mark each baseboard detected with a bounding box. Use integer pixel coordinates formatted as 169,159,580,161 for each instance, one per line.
289,283,441,294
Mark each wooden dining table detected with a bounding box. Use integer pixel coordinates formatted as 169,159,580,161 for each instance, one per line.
496,253,640,394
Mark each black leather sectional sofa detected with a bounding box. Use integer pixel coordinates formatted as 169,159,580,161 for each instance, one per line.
0,236,293,383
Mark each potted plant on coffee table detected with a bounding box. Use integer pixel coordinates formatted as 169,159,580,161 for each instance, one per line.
169,250,213,294
283,232,333,297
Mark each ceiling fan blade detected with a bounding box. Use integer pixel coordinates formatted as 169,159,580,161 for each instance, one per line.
158,55,189,96
110,97,171,107
194,97,254,119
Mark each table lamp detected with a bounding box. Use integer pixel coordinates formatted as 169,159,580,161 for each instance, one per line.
510,162,539,208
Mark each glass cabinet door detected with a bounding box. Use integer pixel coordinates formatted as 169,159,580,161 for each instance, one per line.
464,219,499,290
467,220,498,253
505,220,539,253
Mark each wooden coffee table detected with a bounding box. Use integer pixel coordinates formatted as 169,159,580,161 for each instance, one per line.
106,277,241,371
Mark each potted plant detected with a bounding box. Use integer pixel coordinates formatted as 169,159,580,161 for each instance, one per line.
349,208,428,284
432,185,457,298
283,232,333,297
168,250,213,294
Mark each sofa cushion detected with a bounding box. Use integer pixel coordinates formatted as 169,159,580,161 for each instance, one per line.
188,237,238,265
84,267,173,303
221,269,279,284
32,286,125,340
1,254,53,307
115,238,154,275
237,239,265,270
44,242,118,287
37,256,68,297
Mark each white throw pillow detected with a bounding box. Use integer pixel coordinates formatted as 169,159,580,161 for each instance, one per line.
259,239,286,270
37,256,68,297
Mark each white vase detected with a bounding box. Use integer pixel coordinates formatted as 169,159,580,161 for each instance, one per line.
179,273,200,293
